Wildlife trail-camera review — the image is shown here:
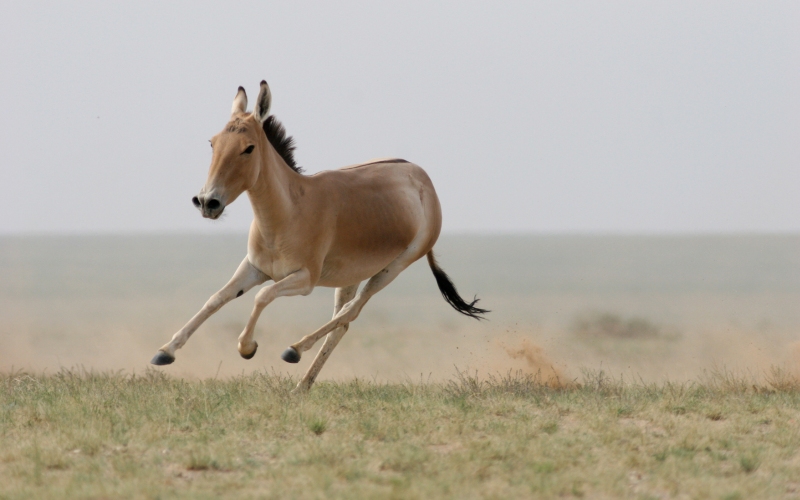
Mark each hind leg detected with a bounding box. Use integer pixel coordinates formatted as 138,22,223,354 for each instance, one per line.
284,248,423,361
292,284,359,393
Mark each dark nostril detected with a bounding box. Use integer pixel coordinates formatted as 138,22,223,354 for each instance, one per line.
191,196,201,208
206,199,221,210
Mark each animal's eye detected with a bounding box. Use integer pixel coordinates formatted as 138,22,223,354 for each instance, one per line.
242,145,255,155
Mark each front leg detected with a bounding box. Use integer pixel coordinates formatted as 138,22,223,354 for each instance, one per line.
236,268,314,358
151,257,268,365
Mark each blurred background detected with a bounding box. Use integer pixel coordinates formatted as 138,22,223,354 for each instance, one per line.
1,2,798,381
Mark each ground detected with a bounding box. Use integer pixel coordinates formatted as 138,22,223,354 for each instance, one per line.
1,369,800,499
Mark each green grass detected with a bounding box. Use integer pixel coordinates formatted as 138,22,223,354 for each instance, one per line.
1,368,800,499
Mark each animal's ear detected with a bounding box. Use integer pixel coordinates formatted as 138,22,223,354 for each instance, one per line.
252,80,272,124
231,86,247,117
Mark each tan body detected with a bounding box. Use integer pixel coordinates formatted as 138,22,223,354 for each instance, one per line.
151,81,484,391
246,159,441,289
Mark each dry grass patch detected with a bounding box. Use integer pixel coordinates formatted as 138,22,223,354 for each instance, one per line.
1,368,800,499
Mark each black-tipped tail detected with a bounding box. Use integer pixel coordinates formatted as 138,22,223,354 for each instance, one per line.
427,251,489,320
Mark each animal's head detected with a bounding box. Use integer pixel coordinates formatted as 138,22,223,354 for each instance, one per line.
192,81,272,219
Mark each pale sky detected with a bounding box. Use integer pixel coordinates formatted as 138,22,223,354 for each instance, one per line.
1,1,798,234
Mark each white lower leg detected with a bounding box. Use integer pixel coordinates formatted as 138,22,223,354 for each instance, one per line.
294,324,349,392
291,302,360,354
160,300,222,356
153,257,267,363
237,294,270,356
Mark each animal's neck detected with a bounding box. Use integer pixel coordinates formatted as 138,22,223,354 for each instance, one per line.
246,138,302,239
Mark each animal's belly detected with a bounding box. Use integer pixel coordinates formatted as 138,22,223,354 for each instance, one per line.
316,252,399,288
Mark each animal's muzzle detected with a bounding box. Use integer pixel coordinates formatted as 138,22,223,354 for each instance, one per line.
192,194,225,219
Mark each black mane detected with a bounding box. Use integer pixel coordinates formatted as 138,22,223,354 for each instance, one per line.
262,115,302,174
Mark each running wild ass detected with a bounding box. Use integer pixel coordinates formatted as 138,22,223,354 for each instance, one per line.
151,81,487,391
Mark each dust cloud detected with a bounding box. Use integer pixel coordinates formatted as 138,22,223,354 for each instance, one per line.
501,338,569,388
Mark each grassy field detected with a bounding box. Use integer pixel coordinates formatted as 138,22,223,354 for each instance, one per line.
2,235,800,498
2,370,800,499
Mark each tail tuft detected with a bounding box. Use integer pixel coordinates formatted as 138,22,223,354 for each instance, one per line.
427,251,489,320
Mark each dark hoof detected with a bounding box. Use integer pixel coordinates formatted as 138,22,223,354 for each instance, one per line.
240,342,258,360
150,351,175,366
281,347,300,364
